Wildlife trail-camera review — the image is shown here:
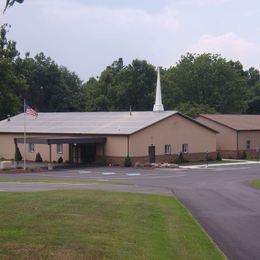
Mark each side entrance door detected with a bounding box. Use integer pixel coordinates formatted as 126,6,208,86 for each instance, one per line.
148,145,156,163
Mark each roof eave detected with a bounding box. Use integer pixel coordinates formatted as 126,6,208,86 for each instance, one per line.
197,114,237,131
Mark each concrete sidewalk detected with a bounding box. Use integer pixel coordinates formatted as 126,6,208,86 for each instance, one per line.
179,159,259,169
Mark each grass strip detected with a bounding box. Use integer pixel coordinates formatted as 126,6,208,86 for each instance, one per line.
0,178,131,185
248,179,260,189
0,190,225,259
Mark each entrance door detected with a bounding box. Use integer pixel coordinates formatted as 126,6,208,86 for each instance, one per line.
70,144,80,164
81,144,96,163
69,144,96,164
148,145,156,163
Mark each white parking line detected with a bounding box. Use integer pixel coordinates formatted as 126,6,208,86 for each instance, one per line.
102,172,116,175
127,173,141,176
78,171,92,174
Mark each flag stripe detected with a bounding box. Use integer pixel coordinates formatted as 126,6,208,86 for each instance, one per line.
25,105,38,117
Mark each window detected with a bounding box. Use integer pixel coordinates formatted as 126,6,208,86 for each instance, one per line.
182,144,188,153
246,140,250,150
57,144,63,154
28,143,35,153
164,144,171,155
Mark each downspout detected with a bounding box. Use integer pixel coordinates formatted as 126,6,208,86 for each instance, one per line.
14,138,18,163
127,135,130,157
236,131,239,159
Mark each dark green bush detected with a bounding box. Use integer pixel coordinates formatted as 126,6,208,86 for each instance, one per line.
57,157,63,164
96,156,107,166
241,150,247,159
175,152,189,164
216,152,222,161
15,146,22,162
35,152,43,162
124,156,132,167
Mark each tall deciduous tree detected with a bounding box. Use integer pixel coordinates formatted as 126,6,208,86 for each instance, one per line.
83,58,156,111
0,24,27,119
162,53,248,113
16,52,85,112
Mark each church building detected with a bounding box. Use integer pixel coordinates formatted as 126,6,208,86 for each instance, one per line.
0,68,218,166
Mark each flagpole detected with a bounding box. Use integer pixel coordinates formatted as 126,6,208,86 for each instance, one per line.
23,99,26,170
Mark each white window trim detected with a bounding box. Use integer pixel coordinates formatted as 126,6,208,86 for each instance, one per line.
164,144,171,155
28,143,35,153
57,144,63,154
182,144,188,153
246,140,250,150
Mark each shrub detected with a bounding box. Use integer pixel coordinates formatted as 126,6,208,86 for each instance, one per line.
216,152,222,161
15,146,22,163
175,152,189,164
96,156,107,166
35,152,43,162
124,156,132,167
57,157,63,164
174,157,181,164
241,151,247,159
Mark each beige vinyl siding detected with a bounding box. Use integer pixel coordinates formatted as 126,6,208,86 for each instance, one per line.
238,131,260,151
17,143,69,162
0,134,63,161
102,136,128,157
0,134,21,160
196,116,237,151
129,114,216,157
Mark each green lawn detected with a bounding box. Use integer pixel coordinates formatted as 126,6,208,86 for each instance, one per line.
248,179,260,189
0,190,225,259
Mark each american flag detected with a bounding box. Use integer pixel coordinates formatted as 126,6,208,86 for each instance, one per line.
25,104,38,118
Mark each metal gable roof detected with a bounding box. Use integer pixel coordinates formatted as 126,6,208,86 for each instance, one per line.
0,111,178,135
199,114,260,131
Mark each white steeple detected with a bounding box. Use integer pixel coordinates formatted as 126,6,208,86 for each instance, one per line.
153,66,164,112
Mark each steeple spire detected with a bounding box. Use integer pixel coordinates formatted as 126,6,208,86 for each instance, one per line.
153,66,164,112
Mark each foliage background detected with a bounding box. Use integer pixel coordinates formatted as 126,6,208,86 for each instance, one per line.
1,24,260,119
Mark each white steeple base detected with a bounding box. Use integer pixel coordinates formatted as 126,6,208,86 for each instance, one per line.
153,104,164,112
153,66,164,112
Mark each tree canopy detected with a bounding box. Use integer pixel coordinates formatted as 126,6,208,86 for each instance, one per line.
0,24,26,119
162,53,249,115
0,24,84,119
1,23,260,118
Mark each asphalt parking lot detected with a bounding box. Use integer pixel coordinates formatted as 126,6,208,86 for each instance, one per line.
1,164,260,260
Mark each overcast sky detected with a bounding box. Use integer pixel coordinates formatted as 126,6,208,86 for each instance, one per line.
1,0,260,81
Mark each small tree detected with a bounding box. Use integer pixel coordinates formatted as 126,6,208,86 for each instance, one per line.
15,146,22,165
124,156,132,167
241,151,247,160
216,152,222,161
35,152,43,162
175,152,189,164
